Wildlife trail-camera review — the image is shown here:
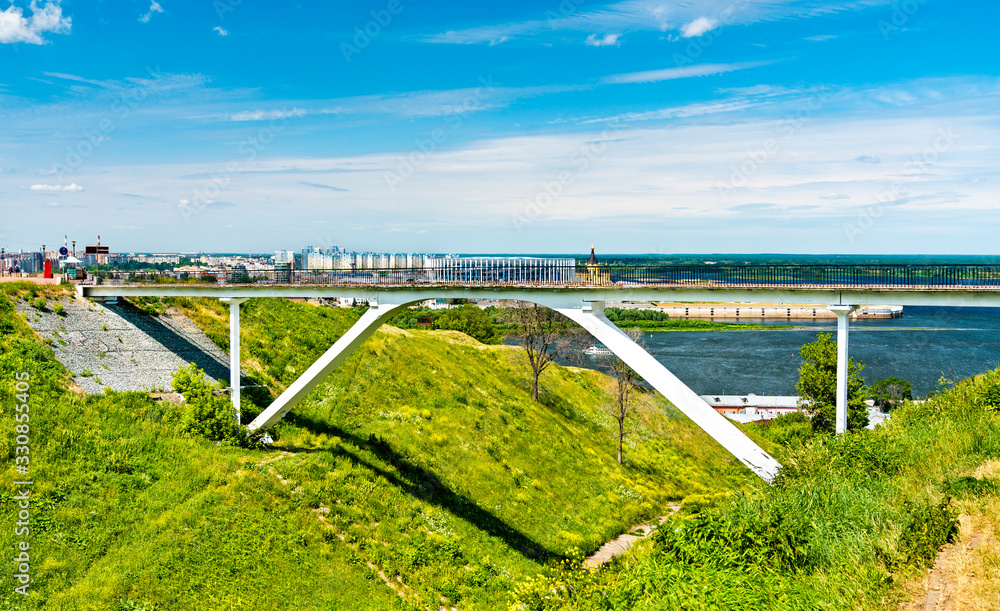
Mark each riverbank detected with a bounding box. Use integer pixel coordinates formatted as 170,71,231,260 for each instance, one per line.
616,319,797,332
604,307,795,332
611,301,903,320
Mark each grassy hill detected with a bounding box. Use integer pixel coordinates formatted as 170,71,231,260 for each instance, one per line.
1,289,746,610
506,368,1000,610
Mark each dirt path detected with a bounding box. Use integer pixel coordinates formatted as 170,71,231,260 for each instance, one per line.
584,503,680,568
903,460,1000,610
903,519,991,611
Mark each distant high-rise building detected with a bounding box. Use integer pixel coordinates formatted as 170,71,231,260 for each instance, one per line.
274,250,296,269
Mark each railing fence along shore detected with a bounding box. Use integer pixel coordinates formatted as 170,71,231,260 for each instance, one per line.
87,264,1000,289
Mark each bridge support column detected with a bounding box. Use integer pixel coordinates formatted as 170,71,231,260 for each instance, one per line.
221,297,248,423
556,301,781,482
247,300,407,431
829,305,858,435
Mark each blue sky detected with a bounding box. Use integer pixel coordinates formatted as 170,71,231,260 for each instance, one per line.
1,0,998,255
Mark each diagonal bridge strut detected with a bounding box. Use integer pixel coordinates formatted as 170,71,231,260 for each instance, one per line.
245,298,782,482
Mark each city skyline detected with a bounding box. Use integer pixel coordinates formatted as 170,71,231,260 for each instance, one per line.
1,0,998,254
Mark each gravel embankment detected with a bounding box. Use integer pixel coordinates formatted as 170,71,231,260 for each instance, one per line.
18,296,231,394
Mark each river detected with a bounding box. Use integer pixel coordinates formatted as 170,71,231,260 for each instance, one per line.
574,307,1000,397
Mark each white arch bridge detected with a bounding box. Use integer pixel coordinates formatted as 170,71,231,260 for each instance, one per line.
77,264,1000,482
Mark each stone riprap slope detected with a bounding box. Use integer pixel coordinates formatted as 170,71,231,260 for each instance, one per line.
18,296,231,394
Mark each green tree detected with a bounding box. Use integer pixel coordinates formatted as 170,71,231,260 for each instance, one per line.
435,305,500,344
796,333,869,432
870,377,913,411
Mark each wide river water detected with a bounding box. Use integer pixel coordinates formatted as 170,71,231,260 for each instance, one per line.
574,307,1000,397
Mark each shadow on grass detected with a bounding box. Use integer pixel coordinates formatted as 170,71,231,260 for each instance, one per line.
284,410,561,564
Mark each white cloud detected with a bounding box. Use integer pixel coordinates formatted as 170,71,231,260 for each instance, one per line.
603,61,771,84
214,26,228,36
30,183,83,191
585,33,621,47
820,193,851,200
139,1,164,24
421,0,899,45
0,1,71,45
227,108,307,121
806,34,837,42
680,17,718,38
855,154,881,164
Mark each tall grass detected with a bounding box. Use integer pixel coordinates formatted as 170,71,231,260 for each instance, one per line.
1,295,745,610
509,369,1000,610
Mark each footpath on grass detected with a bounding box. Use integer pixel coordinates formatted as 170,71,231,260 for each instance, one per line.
584,504,680,569
903,459,1000,611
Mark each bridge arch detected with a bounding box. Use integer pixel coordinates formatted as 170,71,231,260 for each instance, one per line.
245,296,782,482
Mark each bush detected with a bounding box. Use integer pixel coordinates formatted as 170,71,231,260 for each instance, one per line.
895,498,958,568
943,476,1000,498
53,302,66,316
756,411,815,447
33,297,47,311
654,500,814,574
436,305,500,344
172,363,265,449
980,380,1000,411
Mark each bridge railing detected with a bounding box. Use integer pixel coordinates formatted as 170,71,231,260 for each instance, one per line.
85,264,1000,289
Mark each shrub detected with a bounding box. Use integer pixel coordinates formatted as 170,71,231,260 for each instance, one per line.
895,498,958,568
653,501,814,574
172,363,265,449
53,302,66,316
943,476,1000,498
435,305,501,344
757,411,815,447
33,297,47,311
980,379,1000,411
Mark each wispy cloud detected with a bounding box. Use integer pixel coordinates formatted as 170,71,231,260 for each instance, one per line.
215,83,570,123
214,26,228,37
0,1,71,45
602,61,772,84
228,108,307,121
419,0,899,46
30,183,83,191
139,1,164,24
299,181,349,192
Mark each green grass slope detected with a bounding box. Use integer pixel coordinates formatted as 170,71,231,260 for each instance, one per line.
1,294,747,610
509,369,1000,610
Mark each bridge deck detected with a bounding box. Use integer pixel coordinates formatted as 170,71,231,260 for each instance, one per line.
74,264,1000,307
